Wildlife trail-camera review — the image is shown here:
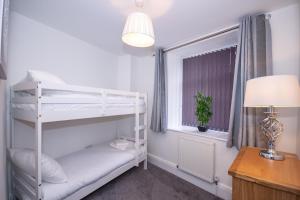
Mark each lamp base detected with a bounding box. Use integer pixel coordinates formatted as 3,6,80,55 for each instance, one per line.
259,149,284,161
259,106,284,161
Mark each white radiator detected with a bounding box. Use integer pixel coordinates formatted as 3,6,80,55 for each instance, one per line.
177,135,215,183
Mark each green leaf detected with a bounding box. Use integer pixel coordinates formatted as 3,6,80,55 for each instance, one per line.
194,92,213,126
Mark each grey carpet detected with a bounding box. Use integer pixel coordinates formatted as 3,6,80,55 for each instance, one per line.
83,163,223,200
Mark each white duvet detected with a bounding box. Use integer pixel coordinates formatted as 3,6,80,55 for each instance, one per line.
41,142,138,200
14,91,144,112
17,89,143,102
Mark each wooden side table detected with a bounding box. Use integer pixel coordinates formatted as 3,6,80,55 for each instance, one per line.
228,147,300,200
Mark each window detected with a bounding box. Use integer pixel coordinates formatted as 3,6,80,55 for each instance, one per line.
181,46,236,131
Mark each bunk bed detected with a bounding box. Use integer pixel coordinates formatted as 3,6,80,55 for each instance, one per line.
9,80,148,200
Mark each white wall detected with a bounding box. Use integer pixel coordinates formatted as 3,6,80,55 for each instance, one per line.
7,12,121,158
270,3,300,155
116,55,132,90
0,80,6,200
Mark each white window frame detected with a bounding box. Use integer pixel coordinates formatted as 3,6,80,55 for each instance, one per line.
166,44,237,136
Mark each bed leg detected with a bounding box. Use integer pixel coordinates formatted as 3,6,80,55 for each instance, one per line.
143,159,147,170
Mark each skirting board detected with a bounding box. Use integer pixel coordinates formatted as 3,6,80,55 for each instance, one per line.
147,153,232,200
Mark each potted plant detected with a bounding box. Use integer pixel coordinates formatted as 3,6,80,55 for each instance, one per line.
195,92,213,132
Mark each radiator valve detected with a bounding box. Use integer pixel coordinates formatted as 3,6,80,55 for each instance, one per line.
213,176,219,185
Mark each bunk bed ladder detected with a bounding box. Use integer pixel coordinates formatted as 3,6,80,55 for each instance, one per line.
8,88,14,200
35,82,42,200
134,93,140,167
134,93,148,169
143,94,148,170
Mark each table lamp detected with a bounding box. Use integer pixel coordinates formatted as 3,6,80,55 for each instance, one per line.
244,75,300,160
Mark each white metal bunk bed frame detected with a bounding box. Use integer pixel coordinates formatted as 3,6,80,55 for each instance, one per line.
9,81,148,200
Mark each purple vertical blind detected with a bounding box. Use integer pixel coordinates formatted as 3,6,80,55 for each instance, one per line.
182,46,236,131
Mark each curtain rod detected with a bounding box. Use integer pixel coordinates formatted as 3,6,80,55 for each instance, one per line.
163,25,239,53
182,44,237,60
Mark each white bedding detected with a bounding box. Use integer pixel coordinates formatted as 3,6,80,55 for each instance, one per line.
14,91,144,112
40,142,142,200
17,89,142,99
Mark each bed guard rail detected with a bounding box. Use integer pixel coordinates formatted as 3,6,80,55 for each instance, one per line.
12,81,147,98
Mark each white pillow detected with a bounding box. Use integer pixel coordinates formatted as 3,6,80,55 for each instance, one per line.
27,70,66,84
9,148,68,184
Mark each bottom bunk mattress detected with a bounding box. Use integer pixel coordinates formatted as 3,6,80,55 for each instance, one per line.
18,142,144,200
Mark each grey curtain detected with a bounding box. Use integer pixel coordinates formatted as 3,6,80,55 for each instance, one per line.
150,48,167,133
227,14,273,149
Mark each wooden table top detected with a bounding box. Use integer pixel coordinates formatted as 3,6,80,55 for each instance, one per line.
228,147,300,195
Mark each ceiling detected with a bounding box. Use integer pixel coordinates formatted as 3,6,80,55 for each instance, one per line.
11,0,298,55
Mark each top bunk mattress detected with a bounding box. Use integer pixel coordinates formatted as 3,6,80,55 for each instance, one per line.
15,90,145,105
12,91,146,121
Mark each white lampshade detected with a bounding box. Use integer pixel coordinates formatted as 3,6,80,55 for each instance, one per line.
122,12,155,47
244,75,300,107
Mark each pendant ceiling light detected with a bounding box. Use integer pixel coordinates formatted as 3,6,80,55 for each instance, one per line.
122,0,155,47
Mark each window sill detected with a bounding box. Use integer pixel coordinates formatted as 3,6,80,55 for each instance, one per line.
167,126,229,142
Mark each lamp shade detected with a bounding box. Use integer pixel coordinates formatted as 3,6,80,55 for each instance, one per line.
244,75,300,107
122,12,155,47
